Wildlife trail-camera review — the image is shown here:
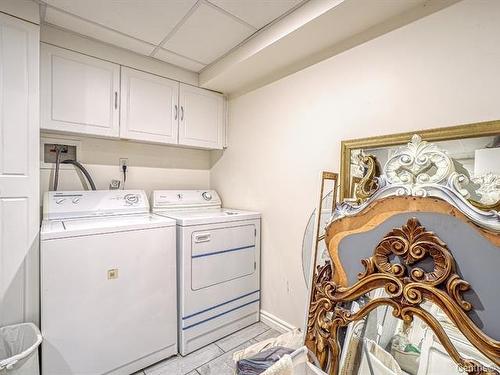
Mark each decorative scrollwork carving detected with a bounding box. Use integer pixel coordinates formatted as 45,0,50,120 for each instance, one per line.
354,154,380,202
306,261,336,370
470,173,500,211
367,218,456,288
384,134,453,185
306,218,500,375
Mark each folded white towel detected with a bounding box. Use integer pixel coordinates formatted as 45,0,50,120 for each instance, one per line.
262,354,294,375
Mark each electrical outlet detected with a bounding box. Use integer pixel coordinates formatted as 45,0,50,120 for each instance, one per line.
119,158,128,171
109,180,121,190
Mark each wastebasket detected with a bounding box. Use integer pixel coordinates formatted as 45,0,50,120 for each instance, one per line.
0,323,42,375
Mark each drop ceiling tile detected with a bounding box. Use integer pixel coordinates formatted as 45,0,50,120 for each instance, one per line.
44,6,155,55
44,0,197,45
154,49,206,72
163,2,254,65
208,0,303,29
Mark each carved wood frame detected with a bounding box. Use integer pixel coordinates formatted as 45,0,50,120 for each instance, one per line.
305,196,500,375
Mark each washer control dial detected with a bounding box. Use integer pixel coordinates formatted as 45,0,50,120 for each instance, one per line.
124,193,140,205
202,191,212,201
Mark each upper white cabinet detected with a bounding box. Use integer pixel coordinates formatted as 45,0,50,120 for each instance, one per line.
120,67,179,144
41,44,120,138
40,45,226,149
179,84,225,150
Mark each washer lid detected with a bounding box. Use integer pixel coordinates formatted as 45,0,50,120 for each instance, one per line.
41,213,175,240
154,208,260,226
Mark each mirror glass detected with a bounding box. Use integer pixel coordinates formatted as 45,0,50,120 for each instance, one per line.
334,289,499,375
348,135,500,203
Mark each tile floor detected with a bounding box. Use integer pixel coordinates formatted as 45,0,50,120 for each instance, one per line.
136,322,281,375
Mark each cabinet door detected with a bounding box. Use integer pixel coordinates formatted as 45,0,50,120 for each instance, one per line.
0,13,39,325
120,67,179,144
179,84,225,149
41,44,120,137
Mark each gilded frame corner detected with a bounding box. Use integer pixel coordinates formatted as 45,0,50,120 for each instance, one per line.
339,120,500,200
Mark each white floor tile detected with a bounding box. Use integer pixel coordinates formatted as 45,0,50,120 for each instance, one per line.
253,328,282,342
144,344,223,375
215,322,270,352
197,340,256,375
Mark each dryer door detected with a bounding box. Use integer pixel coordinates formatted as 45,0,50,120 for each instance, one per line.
191,224,256,290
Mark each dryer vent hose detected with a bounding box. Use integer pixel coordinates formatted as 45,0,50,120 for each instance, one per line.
53,156,96,191
61,160,97,191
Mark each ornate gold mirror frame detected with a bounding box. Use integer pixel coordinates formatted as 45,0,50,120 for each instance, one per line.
307,135,500,375
339,119,500,200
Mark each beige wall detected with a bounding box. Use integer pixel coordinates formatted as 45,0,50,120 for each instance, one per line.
210,0,500,329
41,133,210,201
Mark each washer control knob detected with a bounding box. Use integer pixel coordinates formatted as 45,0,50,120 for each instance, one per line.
124,194,140,205
202,192,212,201
55,198,65,205
72,197,81,204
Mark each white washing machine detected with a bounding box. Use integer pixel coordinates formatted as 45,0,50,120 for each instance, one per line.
40,190,177,375
152,190,261,355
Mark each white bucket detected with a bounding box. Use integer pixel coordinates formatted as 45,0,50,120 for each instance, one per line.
0,323,42,375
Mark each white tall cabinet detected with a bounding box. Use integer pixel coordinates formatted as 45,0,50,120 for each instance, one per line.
120,67,179,144
0,13,40,325
41,44,120,137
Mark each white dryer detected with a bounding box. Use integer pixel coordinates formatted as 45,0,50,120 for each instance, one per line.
152,190,261,355
40,190,177,375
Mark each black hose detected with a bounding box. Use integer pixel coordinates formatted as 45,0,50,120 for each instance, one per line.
53,147,62,191
61,160,97,190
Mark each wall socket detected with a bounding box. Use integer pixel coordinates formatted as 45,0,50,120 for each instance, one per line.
119,158,128,171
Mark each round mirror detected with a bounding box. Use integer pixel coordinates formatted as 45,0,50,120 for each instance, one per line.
301,189,336,285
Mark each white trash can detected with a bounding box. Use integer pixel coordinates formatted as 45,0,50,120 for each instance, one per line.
0,323,42,375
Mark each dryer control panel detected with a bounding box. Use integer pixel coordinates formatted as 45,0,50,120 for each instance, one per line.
152,190,222,211
43,190,149,220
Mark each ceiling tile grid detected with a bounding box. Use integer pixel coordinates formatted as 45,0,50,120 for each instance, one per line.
161,2,255,65
208,0,303,29
39,0,306,72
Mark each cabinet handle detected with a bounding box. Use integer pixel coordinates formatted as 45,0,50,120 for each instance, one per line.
180,106,184,121
174,104,178,120
114,92,118,109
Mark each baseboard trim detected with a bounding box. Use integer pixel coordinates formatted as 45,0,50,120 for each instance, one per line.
260,309,296,333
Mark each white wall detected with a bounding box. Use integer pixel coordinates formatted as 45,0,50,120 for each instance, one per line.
0,0,39,24
41,133,210,201
210,0,500,329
